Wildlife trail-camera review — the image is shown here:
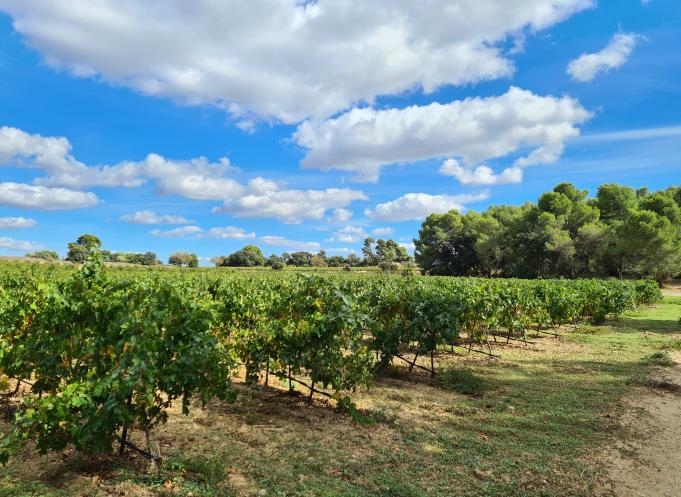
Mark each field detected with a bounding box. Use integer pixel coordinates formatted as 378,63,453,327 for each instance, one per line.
1,261,680,497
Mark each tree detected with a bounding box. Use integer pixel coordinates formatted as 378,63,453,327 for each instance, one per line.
66,234,102,262
594,184,637,222
574,222,610,276
25,250,60,261
168,252,199,267
413,181,681,280
610,209,681,280
414,210,479,276
265,254,285,267
287,252,314,267
345,253,361,266
310,254,328,267
537,192,572,217
327,256,346,267
219,245,265,267
361,237,375,265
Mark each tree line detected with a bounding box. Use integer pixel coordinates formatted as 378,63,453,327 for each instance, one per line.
414,182,681,280
26,234,198,267
212,237,412,270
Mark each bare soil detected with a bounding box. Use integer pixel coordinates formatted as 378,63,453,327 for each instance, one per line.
599,357,681,497
661,280,681,296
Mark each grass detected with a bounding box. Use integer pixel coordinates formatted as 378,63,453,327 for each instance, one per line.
1,297,680,497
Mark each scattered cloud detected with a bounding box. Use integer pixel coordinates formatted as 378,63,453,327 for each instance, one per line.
567,32,640,82
0,216,37,229
0,236,45,252
438,159,523,186
371,227,394,236
365,191,490,222
150,226,203,238
260,236,321,252
295,87,591,182
0,1,592,124
205,226,256,240
0,182,99,210
213,185,366,224
328,208,353,223
326,225,367,243
1,126,366,222
119,210,193,225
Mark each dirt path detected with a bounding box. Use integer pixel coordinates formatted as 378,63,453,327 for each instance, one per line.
600,364,681,497
661,281,681,297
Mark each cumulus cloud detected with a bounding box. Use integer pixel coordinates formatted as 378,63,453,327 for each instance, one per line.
438,159,523,186
1,126,366,222
371,227,394,236
567,33,640,82
0,182,99,210
0,236,45,252
260,236,320,252
295,87,591,181
205,226,256,240
213,185,366,224
365,191,490,222
0,1,592,124
326,226,367,243
0,216,37,229
328,208,353,223
150,226,203,238
119,210,193,225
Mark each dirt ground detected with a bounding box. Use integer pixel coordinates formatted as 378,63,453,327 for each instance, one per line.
599,355,681,497
661,281,681,296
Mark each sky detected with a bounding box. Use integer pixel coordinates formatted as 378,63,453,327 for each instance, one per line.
0,0,679,263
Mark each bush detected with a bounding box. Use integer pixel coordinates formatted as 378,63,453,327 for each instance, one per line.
25,250,59,261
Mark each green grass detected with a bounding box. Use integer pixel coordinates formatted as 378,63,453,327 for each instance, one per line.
2,297,680,497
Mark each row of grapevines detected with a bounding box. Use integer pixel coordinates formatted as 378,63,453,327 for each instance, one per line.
0,257,661,463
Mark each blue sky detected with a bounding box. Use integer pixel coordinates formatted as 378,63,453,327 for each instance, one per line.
0,1,679,263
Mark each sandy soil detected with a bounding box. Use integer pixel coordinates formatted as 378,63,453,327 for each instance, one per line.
599,359,681,497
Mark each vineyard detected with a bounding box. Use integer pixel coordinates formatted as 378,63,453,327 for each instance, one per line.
0,256,662,470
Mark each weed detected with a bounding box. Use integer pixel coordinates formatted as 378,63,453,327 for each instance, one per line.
438,368,487,396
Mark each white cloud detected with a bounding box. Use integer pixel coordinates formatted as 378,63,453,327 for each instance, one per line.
1,126,366,222
150,226,203,238
120,210,193,225
295,87,591,181
365,191,489,222
438,159,523,186
0,216,37,229
328,208,353,223
205,226,256,240
567,33,640,82
326,225,367,243
0,1,592,124
213,184,366,224
371,227,394,237
260,236,320,252
0,182,99,210
0,236,45,252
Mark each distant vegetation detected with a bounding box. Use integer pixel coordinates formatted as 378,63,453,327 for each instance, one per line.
25,250,59,261
29,234,163,267
19,181,681,280
212,237,412,271
415,182,681,280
